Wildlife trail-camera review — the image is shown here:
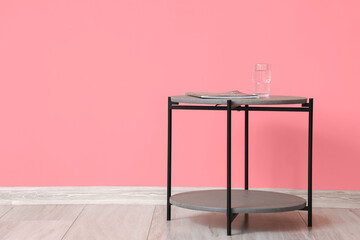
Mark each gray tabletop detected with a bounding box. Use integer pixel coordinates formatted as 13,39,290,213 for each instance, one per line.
170,190,306,214
171,95,307,105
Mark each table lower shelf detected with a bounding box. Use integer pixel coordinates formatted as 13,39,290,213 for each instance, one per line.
170,190,306,214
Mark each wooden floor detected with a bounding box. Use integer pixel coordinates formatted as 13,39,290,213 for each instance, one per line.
0,205,359,240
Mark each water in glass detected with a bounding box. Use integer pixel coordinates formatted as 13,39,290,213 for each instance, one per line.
253,63,271,97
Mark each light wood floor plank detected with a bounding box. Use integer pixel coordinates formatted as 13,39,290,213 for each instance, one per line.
62,204,155,240
350,208,360,218
231,212,311,240
299,208,360,240
148,205,234,240
0,206,12,218
0,205,84,221
0,205,84,240
0,205,359,239
149,206,312,240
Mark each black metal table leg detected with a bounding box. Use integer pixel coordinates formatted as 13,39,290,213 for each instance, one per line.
167,97,172,221
245,105,249,190
227,100,232,236
308,98,313,226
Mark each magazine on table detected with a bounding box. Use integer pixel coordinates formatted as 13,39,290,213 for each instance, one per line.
185,90,259,99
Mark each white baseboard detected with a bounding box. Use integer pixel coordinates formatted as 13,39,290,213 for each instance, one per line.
0,186,359,208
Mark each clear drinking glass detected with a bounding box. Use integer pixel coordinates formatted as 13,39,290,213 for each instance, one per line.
252,63,271,97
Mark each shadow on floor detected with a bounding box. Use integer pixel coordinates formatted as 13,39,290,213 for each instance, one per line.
190,211,331,236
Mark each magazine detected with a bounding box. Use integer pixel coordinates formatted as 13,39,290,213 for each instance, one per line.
185,90,259,99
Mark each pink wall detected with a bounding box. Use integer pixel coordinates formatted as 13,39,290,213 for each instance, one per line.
1,0,359,190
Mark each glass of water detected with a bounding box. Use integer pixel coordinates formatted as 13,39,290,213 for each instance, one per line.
252,63,271,97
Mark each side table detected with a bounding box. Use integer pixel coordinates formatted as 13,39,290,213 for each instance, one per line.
167,95,313,236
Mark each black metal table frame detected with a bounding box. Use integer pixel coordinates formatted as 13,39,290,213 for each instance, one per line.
167,97,313,236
